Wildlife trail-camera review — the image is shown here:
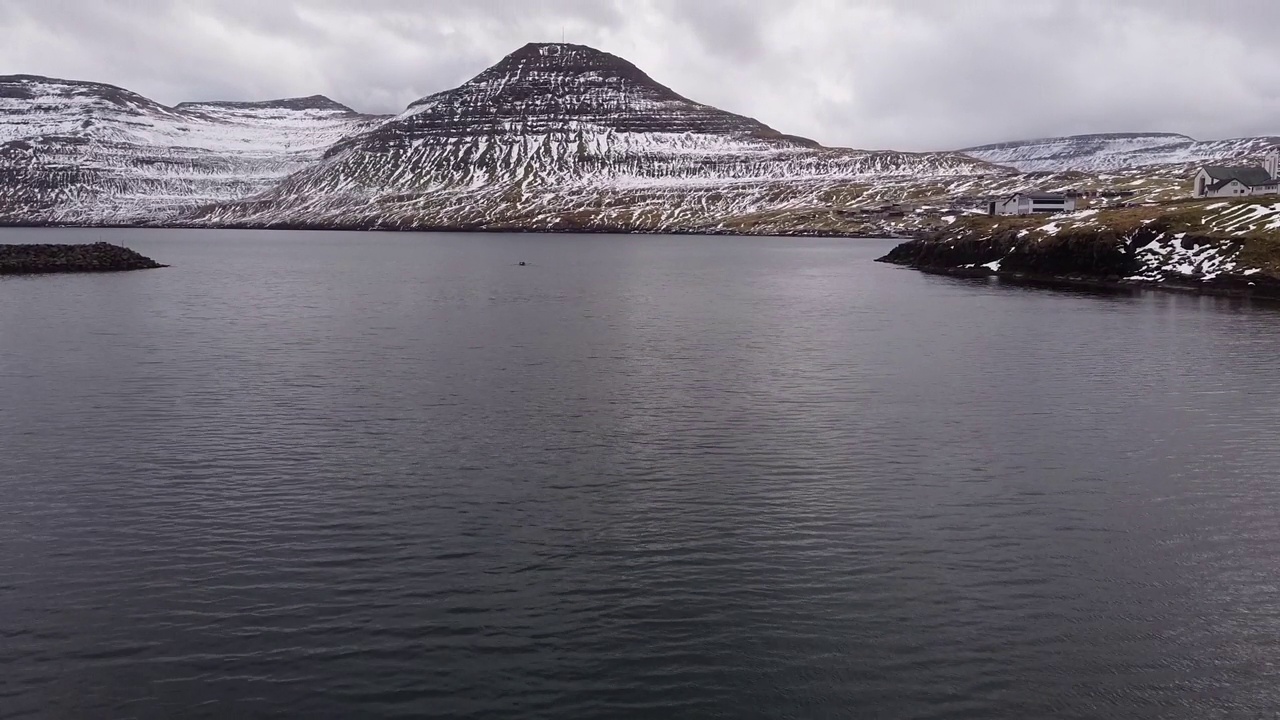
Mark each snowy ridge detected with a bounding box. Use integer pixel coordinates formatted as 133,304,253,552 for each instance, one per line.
0,75,386,223
963,132,1280,173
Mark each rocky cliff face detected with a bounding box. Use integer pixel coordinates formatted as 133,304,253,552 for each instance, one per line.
187,43,1010,233
0,75,385,224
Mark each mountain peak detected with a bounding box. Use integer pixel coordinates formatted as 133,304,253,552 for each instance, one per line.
503,42,643,68
387,41,818,146
460,42,680,101
509,42,619,59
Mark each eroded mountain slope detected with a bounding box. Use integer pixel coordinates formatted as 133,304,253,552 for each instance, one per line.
0,75,385,224
189,43,1011,233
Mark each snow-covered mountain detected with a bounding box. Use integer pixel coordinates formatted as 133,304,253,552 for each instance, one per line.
188,43,1008,233
0,75,385,224
7,44,1271,235
963,132,1280,173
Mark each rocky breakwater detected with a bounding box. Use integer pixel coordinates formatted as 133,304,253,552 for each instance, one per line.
877,199,1280,299
0,242,165,275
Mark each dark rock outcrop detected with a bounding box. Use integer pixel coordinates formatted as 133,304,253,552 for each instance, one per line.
0,242,165,274
878,226,1145,279
877,221,1280,299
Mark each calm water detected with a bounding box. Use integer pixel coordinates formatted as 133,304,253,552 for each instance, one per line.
3,228,1280,719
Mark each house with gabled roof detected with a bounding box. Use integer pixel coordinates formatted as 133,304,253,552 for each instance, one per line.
987,191,1076,216
1193,150,1280,198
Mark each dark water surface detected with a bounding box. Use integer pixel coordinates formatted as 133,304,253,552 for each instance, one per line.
3,228,1280,719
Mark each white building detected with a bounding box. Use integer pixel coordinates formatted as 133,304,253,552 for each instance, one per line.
1193,149,1280,199
988,192,1077,216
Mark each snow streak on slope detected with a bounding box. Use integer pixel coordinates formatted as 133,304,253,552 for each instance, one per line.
192,43,1011,232
963,132,1280,173
0,75,386,223
13,46,1195,234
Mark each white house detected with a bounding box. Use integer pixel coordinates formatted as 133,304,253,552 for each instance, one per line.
988,192,1077,216
1193,149,1280,199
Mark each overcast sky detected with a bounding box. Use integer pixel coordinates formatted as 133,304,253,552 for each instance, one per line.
2,0,1278,151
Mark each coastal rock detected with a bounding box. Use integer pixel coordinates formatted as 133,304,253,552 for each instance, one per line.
878,227,1138,278
877,200,1280,298
0,242,165,274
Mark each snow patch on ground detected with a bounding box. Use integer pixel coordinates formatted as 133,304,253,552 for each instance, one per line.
1129,233,1241,282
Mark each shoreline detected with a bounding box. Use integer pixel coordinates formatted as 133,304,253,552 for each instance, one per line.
0,219,921,241
875,199,1280,303
14,216,1280,302
884,261,1280,303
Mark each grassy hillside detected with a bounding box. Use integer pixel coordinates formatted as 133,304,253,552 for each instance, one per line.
879,197,1280,295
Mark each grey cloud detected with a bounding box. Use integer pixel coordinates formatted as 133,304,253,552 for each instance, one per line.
655,0,774,64
0,0,1277,151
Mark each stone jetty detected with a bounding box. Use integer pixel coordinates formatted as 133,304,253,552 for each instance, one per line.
0,242,166,275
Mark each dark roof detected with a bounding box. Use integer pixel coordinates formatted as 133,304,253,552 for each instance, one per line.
1202,165,1274,188
1003,191,1069,202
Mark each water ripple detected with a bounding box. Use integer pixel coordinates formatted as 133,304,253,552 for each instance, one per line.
3,229,1280,718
